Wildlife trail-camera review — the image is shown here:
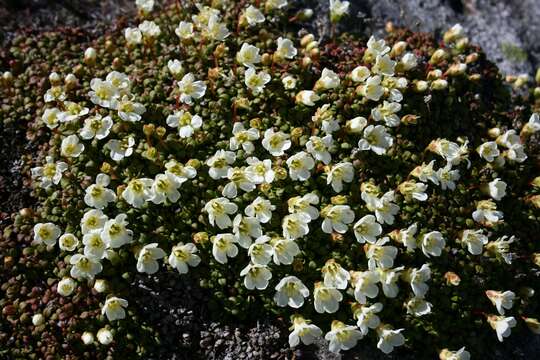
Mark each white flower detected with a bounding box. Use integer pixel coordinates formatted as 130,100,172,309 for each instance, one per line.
151,173,181,204
397,223,418,251
106,71,130,92
398,180,428,201
102,297,128,321
325,320,362,354
80,114,113,140
106,136,135,162
411,160,439,185
376,326,405,354
60,101,89,123
204,197,238,229
477,141,500,162
353,214,382,244
135,0,154,13
116,95,146,122
245,197,275,223
472,200,503,224
523,112,540,134
276,37,297,59
288,316,322,347
401,53,418,70
166,110,203,138
362,76,384,101
322,259,350,289
41,108,61,129
321,205,355,234
122,178,154,208
262,128,291,156
175,21,194,40
96,328,113,345
351,270,380,304
244,67,271,94
177,73,206,105
234,215,263,249
169,243,201,274
212,233,239,264
84,174,116,209
327,162,354,192
57,277,76,296
44,85,66,103
124,27,142,46
487,315,516,342
282,75,297,89
461,229,488,255
230,122,259,153
33,222,61,246
245,157,275,183
409,264,431,297
486,290,516,315
306,135,333,164
272,238,300,265
371,101,401,127
287,151,315,181
247,235,273,264
223,167,256,198
207,150,236,180
59,233,79,252
505,144,527,163
288,193,319,221
316,68,340,90
421,231,446,257
436,164,460,190
164,160,197,185
378,266,404,298
314,283,342,313
282,213,310,240
81,209,107,235
488,235,515,264
70,254,102,280
274,276,310,308
429,139,461,164
366,237,398,270
351,66,370,82
205,14,230,41
373,191,400,225
358,125,394,155
373,54,396,77
244,5,265,26
61,135,85,158
353,303,383,335
296,90,320,106
89,78,117,108
138,20,161,38
82,232,107,260
236,43,261,67
136,243,166,274
101,214,133,248
488,178,507,201
329,0,350,23
266,0,288,10
240,263,272,290
31,156,68,188
440,347,471,360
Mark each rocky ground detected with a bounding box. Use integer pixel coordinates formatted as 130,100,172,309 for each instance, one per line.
1,1,540,359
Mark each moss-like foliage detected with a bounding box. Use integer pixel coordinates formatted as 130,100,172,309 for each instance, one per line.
1,1,540,359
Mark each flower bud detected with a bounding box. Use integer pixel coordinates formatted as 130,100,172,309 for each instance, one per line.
81,331,95,345
93,279,108,293
301,34,315,48
430,49,447,65
466,53,479,64
84,47,97,65
391,41,407,57
48,72,61,85
187,158,202,169
2,71,13,85
296,8,314,21
455,37,469,52
414,80,429,93
531,176,540,189
536,68,540,84
524,317,540,334
32,313,45,326
401,114,419,125
301,56,312,68
528,195,540,209
97,328,113,345
100,162,112,174
447,63,467,76
331,195,348,205
306,40,319,52
143,124,155,137
431,79,448,90
444,271,461,286
64,73,78,89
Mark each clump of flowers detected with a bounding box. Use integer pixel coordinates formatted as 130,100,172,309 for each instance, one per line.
2,0,540,358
